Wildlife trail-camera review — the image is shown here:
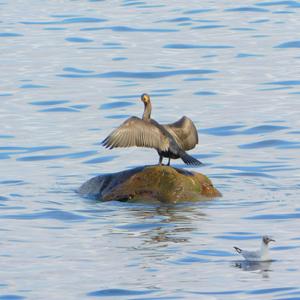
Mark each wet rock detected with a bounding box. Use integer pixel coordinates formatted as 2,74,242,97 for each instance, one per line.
78,165,221,203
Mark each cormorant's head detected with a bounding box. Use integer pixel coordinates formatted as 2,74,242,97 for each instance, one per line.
263,236,275,245
141,93,150,104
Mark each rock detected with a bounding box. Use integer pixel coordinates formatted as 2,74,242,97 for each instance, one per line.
78,165,221,203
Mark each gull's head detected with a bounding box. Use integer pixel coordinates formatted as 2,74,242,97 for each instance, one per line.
263,235,275,245
141,93,150,104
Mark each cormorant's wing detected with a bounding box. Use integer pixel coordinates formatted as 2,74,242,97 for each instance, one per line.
102,116,169,151
163,116,198,151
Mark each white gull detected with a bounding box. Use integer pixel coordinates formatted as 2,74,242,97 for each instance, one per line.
234,235,275,262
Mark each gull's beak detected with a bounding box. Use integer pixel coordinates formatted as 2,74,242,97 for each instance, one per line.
270,238,275,242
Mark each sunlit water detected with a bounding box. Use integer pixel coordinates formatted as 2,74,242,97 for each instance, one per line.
1,0,300,299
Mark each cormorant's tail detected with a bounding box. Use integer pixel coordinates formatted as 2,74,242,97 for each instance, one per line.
179,150,202,166
234,247,242,254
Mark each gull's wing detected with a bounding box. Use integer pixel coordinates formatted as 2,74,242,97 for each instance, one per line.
240,250,261,261
163,116,198,151
102,116,169,151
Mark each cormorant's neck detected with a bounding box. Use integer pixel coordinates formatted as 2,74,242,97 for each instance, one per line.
142,101,152,121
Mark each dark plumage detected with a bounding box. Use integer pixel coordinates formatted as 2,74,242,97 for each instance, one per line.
102,93,202,166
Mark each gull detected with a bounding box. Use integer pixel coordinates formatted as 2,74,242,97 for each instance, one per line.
234,236,275,262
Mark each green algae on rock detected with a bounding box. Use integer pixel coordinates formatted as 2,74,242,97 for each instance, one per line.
78,165,221,203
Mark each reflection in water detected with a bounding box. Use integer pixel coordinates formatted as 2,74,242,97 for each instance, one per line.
124,205,206,246
233,260,273,278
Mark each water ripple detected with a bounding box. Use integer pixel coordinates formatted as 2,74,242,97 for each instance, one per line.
87,288,155,297
43,27,67,31
239,139,300,149
232,172,275,178
60,17,106,23
245,213,300,220
225,6,269,12
192,249,233,257
256,1,300,7
112,57,127,61
105,114,130,119
151,88,177,93
194,91,217,96
191,290,243,296
273,245,300,250
39,107,80,113
201,125,245,136
122,1,146,7
84,155,117,164
0,32,23,37
17,150,97,161
0,210,89,221
275,40,300,48
192,25,226,30
264,80,300,86
0,93,13,97
216,234,260,240
0,295,25,300
247,287,297,295
289,130,300,134
21,17,107,25
0,153,10,160
164,43,233,49
0,134,14,139
231,27,256,31
202,123,289,137
183,9,215,14
158,17,192,23
192,287,299,297
171,256,210,265
249,18,270,23
273,10,295,13
20,84,47,89
66,37,93,43
58,69,217,79
217,164,292,173
30,100,69,106
242,125,289,134
117,220,171,231
184,77,211,81
29,145,70,152
0,180,26,186
100,101,134,109
236,53,264,58
0,146,70,156
109,94,143,99
63,67,94,74
84,26,179,32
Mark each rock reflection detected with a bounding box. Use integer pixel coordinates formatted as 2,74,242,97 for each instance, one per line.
127,205,206,246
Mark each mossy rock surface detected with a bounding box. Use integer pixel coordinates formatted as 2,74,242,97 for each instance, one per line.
78,165,221,203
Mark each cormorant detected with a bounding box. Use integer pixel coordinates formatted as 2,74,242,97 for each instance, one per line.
102,93,202,166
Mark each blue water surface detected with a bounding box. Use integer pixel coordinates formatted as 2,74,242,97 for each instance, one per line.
0,0,300,299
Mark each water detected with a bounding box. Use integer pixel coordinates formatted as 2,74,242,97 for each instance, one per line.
1,0,300,299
